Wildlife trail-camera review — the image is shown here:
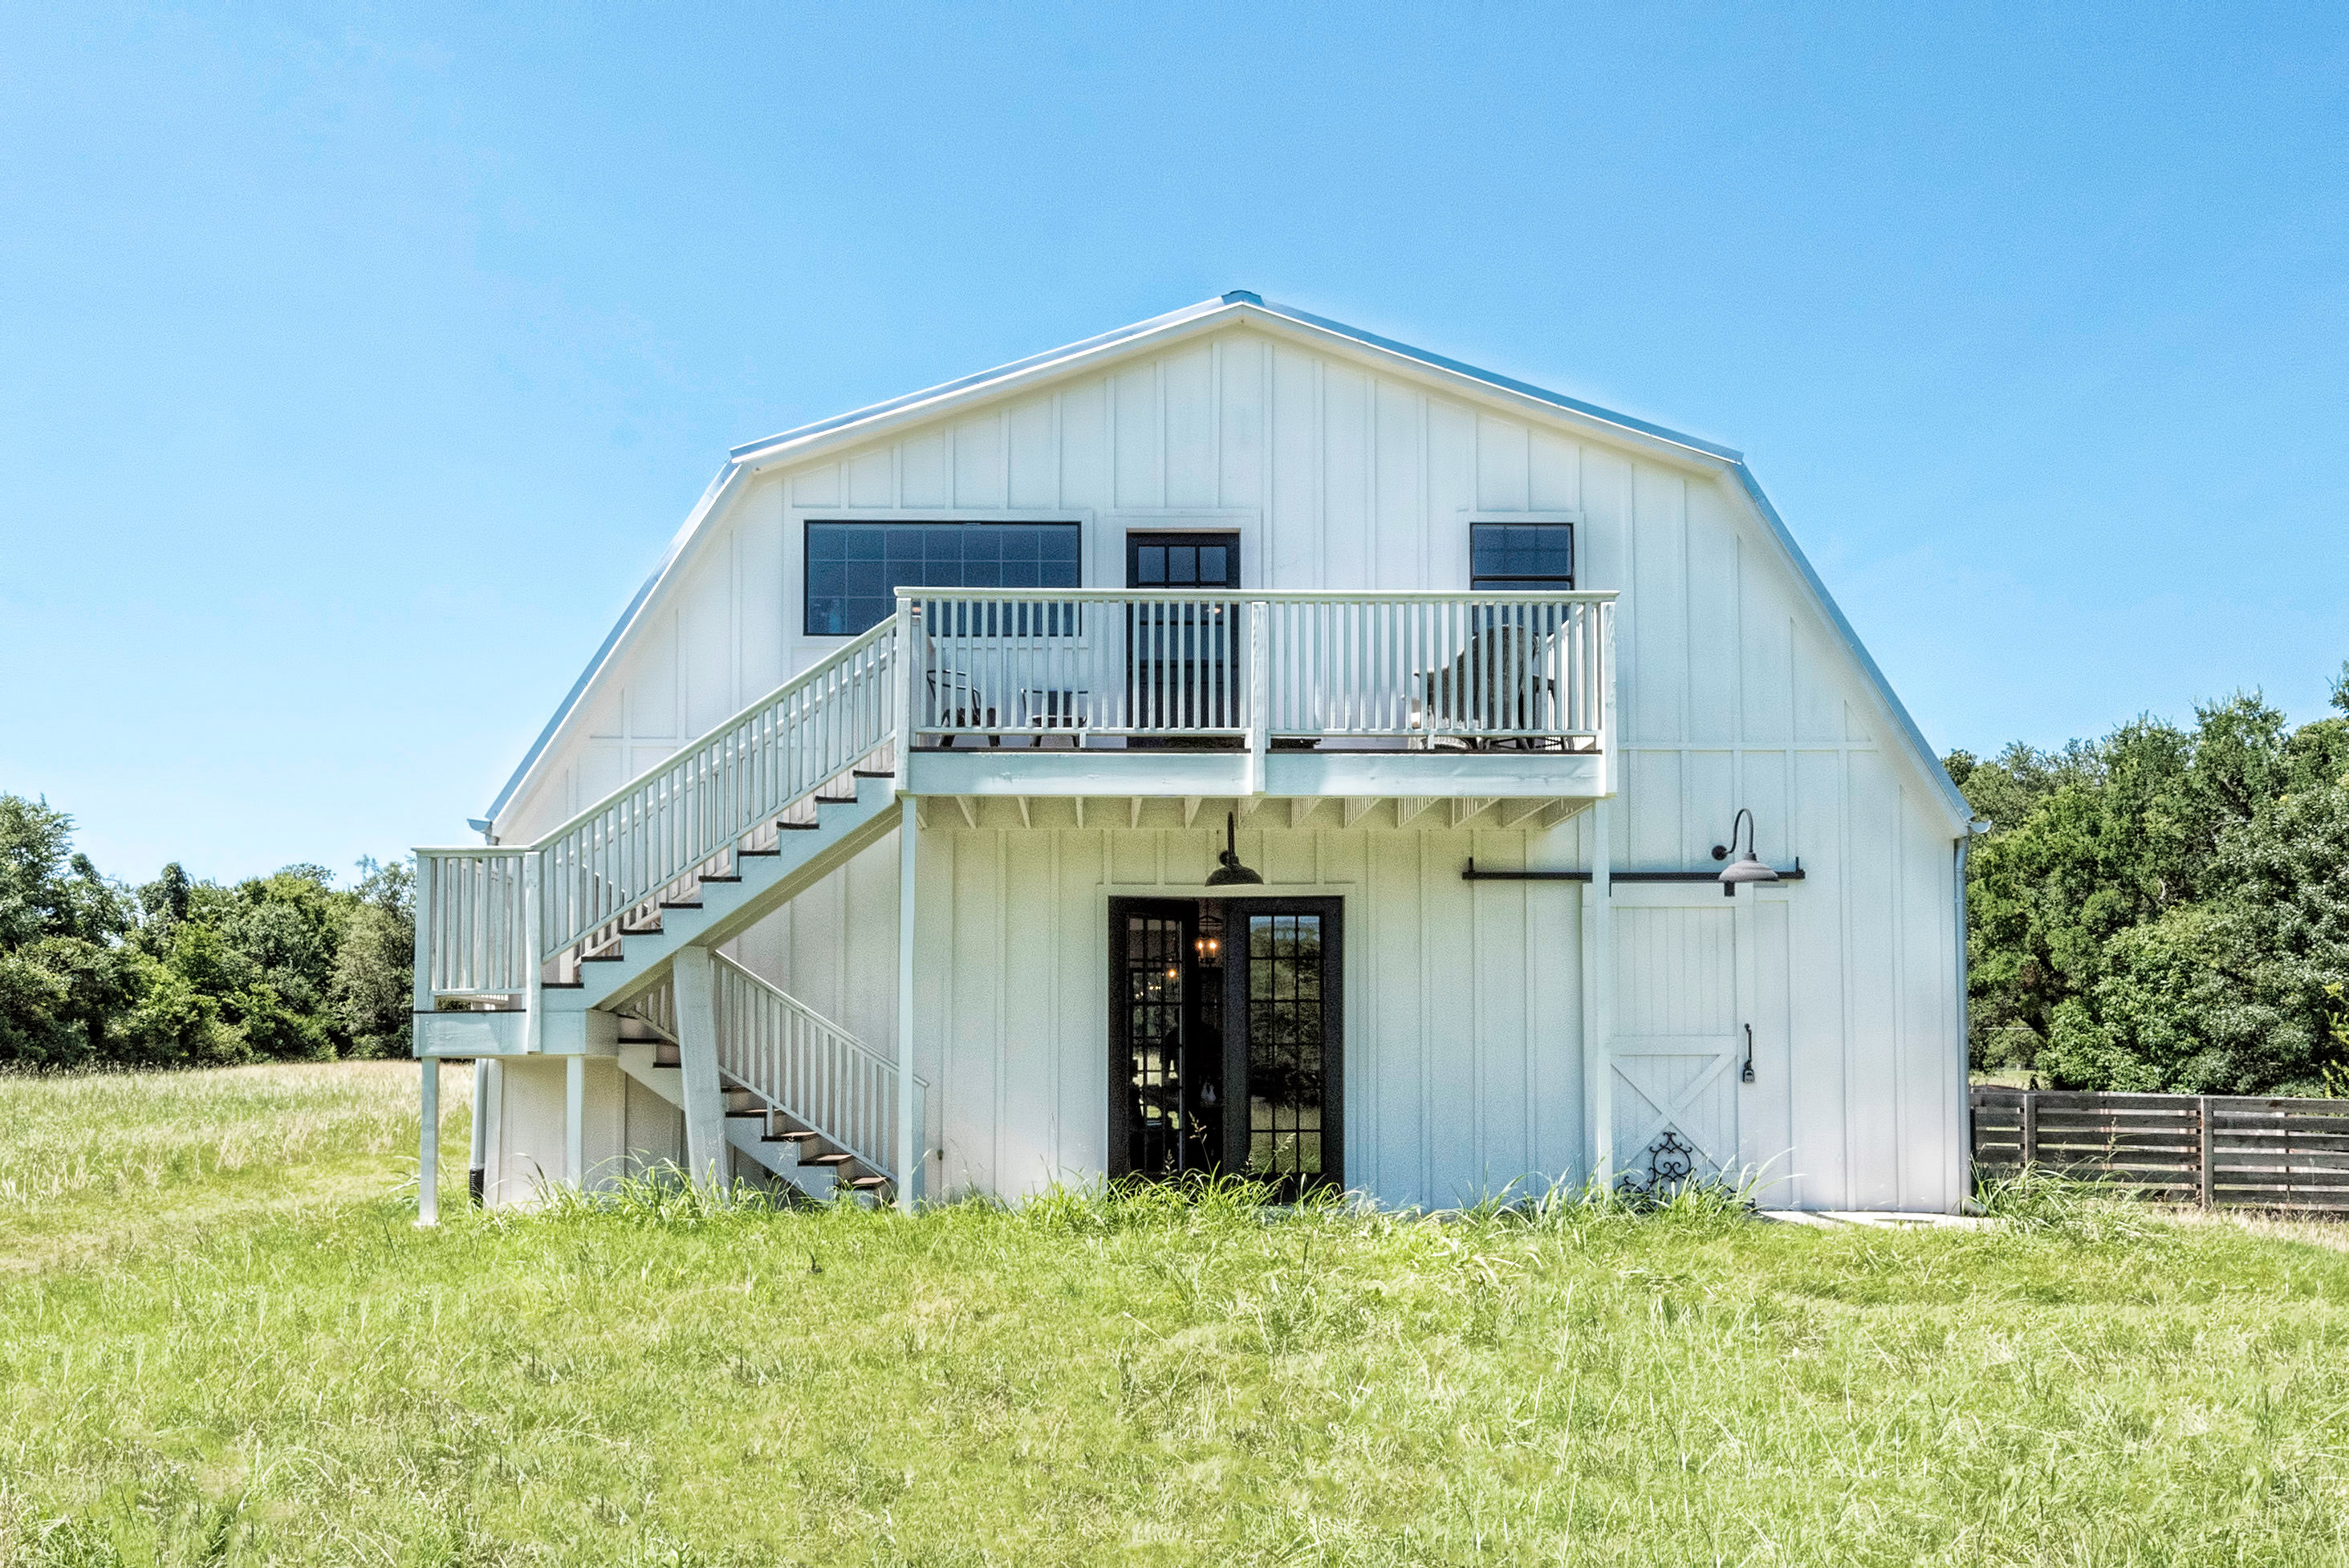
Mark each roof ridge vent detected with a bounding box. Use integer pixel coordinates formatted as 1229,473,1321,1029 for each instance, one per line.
1221,289,1262,305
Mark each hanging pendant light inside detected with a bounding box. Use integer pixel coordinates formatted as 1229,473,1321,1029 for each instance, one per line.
1205,811,1263,887
1711,808,1780,897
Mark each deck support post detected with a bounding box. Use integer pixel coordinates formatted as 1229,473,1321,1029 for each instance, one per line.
469,1060,489,1206
896,794,919,1213
564,1054,585,1188
673,946,727,1194
417,1057,441,1226
1585,795,1615,1192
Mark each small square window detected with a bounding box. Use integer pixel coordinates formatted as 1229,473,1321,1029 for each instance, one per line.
1469,522,1573,591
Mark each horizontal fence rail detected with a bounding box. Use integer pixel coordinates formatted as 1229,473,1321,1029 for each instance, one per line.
904,589,1614,748
1972,1087,2349,1213
712,953,921,1180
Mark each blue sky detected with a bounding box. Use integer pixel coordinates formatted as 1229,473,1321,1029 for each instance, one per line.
3,3,2343,884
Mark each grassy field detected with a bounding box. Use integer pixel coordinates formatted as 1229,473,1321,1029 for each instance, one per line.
3,1065,2349,1566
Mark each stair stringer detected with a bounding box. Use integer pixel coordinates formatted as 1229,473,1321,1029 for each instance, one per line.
547,772,900,1018
613,1041,839,1200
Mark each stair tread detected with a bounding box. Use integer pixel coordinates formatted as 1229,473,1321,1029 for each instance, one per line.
846,1174,891,1189
851,770,893,778
701,875,742,884
803,1152,855,1167
776,821,820,831
657,900,703,910
738,848,780,858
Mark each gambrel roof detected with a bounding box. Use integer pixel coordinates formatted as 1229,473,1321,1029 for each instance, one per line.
478,293,1971,835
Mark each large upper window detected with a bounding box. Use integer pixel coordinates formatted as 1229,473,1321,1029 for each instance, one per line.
805,520,1082,636
1469,522,1573,591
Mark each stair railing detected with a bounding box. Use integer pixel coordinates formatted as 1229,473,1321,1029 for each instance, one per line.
711,952,925,1184
417,615,902,1000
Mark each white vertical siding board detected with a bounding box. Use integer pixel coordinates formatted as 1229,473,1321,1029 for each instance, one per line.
1113,363,1157,510
1000,834,1058,1194
1425,400,1476,587
1790,749,1850,1209
792,464,841,508
1058,378,1110,518
1424,828,1478,1206
1270,346,1319,586
1843,749,1900,1208
1374,381,1422,591
1322,366,1370,589
1528,429,1580,512
1006,396,1058,509
1682,750,1735,867
953,416,1004,509
1685,480,1741,741
1058,828,1107,1176
1475,416,1530,512
900,429,951,508
1530,865,1583,1184
1747,898,1795,1200
846,449,892,507
945,830,1002,1194
1793,626,1845,744
1629,464,1689,745
1626,750,1683,867
738,489,786,701
1163,344,1217,509
1218,335,1266,510
1902,791,1957,1210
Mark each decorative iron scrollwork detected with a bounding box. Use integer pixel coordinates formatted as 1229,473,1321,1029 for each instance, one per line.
1617,1127,1700,1203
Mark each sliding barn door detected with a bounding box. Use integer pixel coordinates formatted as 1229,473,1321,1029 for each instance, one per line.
1610,902,1743,1193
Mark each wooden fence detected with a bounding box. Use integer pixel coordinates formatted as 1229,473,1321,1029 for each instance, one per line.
1971,1087,2349,1213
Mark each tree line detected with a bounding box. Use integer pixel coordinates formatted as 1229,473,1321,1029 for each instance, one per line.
0,794,412,1066
1948,664,2349,1096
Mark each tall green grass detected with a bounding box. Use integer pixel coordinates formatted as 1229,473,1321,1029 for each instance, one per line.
4,1062,2349,1565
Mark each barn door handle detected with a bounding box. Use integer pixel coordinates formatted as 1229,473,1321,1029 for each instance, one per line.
1741,1023,1755,1083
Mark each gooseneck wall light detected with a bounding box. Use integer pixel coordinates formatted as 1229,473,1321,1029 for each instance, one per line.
1711,808,1781,897
1205,812,1264,887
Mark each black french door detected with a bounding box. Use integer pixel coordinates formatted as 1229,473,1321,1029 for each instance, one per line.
1108,896,1343,1198
1124,532,1242,738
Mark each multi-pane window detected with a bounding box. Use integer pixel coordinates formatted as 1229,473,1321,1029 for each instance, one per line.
1128,534,1237,588
1469,522,1573,591
1125,915,1185,1178
805,521,1082,636
1246,912,1325,1182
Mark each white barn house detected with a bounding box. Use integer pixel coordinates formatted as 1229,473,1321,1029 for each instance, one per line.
412,292,1978,1217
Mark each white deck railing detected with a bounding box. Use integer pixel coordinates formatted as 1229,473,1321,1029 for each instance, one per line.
903,590,1614,748
713,953,924,1181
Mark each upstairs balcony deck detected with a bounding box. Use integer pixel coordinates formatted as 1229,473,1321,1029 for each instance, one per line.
900,589,1615,801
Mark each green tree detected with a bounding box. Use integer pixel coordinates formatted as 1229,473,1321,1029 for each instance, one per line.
0,796,131,1064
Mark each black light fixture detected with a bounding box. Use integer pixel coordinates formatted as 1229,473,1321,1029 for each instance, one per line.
1711,807,1779,897
1205,811,1262,887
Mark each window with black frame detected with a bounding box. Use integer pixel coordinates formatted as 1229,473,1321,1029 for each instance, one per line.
1469,522,1573,591
804,520,1082,636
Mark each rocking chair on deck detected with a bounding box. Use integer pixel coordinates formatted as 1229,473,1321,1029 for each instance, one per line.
1412,624,1563,752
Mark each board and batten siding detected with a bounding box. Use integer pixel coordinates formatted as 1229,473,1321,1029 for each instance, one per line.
486,319,1965,1213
